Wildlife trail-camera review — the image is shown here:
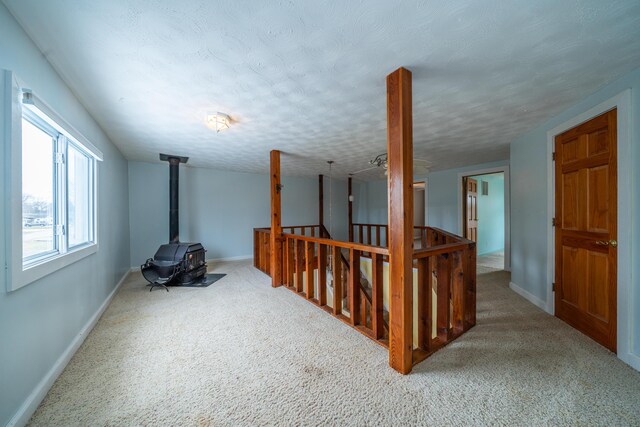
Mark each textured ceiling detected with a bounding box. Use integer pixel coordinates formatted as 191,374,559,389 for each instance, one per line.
5,0,640,180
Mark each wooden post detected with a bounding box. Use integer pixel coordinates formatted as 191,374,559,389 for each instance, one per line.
319,174,324,234
348,177,353,242
270,150,283,287
386,67,414,374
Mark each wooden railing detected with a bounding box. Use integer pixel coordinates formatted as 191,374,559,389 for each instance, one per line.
351,223,388,247
253,223,476,367
282,233,389,346
410,226,476,365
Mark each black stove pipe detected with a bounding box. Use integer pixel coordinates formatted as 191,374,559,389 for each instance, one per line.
168,157,180,243
159,153,189,244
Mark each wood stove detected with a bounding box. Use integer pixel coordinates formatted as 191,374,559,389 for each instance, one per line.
141,154,207,291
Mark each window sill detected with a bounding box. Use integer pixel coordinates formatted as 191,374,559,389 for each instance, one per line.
18,243,98,288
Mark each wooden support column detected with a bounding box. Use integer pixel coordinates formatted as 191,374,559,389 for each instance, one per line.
270,150,283,287
318,175,324,235
348,177,353,242
386,67,414,374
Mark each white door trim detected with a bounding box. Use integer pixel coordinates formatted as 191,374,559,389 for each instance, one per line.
457,166,510,271
546,89,637,370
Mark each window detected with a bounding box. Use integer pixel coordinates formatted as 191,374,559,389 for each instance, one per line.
4,72,103,291
21,97,96,269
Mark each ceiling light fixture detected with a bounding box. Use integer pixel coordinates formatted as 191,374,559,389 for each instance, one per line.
206,112,231,132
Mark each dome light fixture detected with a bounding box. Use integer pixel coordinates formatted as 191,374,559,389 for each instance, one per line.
207,112,231,132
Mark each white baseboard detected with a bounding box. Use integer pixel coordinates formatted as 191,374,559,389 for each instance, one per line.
7,270,130,427
207,254,252,263
509,281,549,312
620,351,640,372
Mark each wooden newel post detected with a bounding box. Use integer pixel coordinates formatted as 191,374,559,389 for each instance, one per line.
348,177,353,242
387,67,414,374
270,150,283,287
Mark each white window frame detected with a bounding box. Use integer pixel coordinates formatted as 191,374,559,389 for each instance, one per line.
3,70,103,291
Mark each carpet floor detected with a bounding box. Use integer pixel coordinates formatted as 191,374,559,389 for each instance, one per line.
477,251,504,270
28,261,640,426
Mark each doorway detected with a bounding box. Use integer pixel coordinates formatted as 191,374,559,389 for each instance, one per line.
413,181,427,248
553,109,617,352
462,172,506,270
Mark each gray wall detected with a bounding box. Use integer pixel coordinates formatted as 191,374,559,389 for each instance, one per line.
353,159,509,236
0,4,130,426
510,65,640,364
128,161,348,267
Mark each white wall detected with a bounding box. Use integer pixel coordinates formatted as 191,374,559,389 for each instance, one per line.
128,161,349,267
510,65,640,370
0,4,131,426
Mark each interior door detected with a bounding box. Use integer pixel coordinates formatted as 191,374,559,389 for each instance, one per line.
464,178,478,242
555,109,617,352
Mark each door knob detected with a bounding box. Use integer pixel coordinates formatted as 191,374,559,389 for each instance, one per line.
610,240,617,248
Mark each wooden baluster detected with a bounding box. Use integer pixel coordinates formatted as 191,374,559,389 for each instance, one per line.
332,246,342,315
463,243,477,329
421,228,427,250
371,253,384,339
281,237,287,285
264,232,269,273
436,253,451,342
375,226,381,247
264,233,270,274
286,238,295,287
257,232,263,271
349,249,361,326
358,224,363,244
306,241,314,300
253,230,259,268
417,257,431,351
257,232,262,271
367,226,372,247
295,240,304,293
361,290,367,328
451,250,465,335
385,226,389,248
318,244,327,306
311,227,315,237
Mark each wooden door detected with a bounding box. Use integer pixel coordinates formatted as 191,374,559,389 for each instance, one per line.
555,109,617,352
464,178,478,242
